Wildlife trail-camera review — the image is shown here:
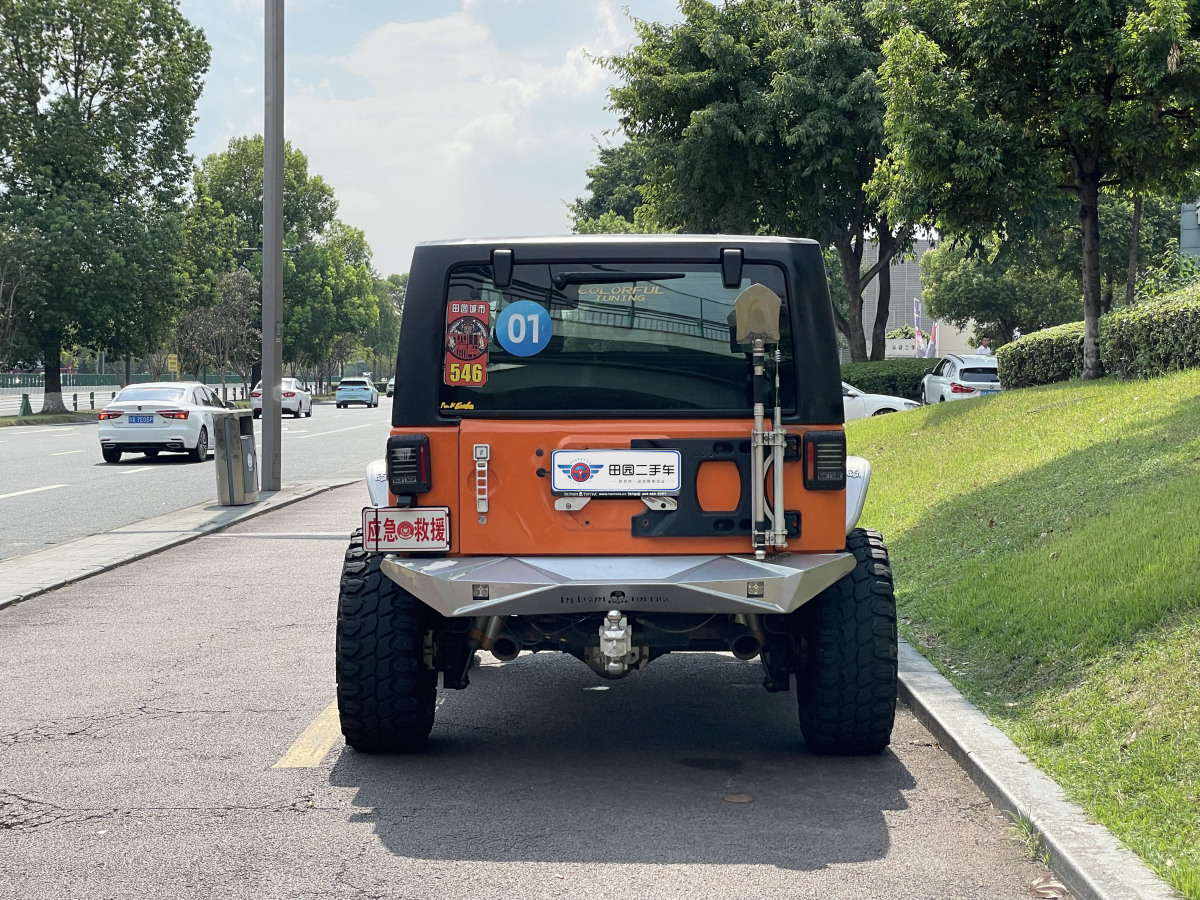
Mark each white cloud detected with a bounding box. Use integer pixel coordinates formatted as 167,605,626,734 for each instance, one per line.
185,0,682,274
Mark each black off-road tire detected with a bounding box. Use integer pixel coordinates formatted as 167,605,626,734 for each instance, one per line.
336,529,437,752
795,528,898,755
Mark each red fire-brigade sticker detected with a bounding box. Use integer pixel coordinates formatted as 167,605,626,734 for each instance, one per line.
444,300,490,387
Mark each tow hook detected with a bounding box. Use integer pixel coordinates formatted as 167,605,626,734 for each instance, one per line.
599,610,633,675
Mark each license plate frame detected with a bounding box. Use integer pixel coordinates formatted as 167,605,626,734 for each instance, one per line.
362,506,450,552
551,449,682,496
129,414,154,424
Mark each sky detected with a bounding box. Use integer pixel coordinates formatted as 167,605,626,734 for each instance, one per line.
178,0,683,276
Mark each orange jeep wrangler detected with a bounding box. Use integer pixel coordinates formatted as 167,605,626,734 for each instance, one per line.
338,235,897,754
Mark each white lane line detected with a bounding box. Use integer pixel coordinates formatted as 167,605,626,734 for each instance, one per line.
50,449,86,456
0,484,68,501
293,423,379,439
118,466,153,475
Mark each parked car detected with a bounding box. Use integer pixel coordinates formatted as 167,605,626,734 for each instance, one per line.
250,378,312,418
335,376,380,408
921,354,1002,404
386,377,395,397
842,382,920,420
98,381,230,463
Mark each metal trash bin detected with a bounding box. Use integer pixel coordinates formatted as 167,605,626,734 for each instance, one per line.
213,409,259,505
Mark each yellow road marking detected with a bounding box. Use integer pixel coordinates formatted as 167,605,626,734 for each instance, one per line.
273,701,341,768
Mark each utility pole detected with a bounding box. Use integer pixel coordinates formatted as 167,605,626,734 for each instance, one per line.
261,0,284,491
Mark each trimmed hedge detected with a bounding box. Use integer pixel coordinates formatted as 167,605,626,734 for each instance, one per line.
841,358,932,401
1099,289,1200,378
995,321,1085,388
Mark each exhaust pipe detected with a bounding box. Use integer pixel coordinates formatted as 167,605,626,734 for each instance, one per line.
491,636,520,661
729,632,762,661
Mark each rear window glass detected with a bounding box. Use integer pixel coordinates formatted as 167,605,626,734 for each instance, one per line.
438,262,795,415
961,367,1000,382
339,379,368,387
117,387,185,402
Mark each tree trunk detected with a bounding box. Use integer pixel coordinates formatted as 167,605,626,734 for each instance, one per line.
40,339,67,414
834,237,868,362
870,261,893,362
1102,272,1113,315
1125,194,1142,307
123,356,131,388
1079,175,1104,379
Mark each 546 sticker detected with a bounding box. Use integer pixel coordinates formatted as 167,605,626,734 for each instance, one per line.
444,300,490,387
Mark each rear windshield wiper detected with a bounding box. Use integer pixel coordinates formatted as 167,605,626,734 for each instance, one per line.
552,271,686,290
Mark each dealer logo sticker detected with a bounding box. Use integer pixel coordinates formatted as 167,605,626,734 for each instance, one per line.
558,462,604,483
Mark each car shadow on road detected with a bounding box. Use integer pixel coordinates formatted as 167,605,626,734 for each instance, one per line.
329,651,914,870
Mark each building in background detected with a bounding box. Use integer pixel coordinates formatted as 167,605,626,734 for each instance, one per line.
842,236,975,360
1182,201,1199,258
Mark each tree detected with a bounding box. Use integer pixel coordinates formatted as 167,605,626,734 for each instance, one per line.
0,0,209,411
876,0,1200,378
0,225,44,369
920,241,1081,344
195,136,337,251
212,269,261,399
284,221,378,378
606,0,918,361
364,273,407,380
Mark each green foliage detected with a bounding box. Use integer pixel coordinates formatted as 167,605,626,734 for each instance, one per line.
365,273,408,377
885,324,915,339
1136,245,1200,303
0,0,210,405
876,0,1200,379
195,135,337,249
921,240,1080,342
569,140,650,228
841,358,931,401
995,322,1086,389
605,0,914,361
1099,289,1200,379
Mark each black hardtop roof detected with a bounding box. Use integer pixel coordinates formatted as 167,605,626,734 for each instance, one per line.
412,234,820,265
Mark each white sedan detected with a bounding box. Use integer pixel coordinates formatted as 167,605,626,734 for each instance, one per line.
250,377,312,418
98,381,230,463
842,382,920,420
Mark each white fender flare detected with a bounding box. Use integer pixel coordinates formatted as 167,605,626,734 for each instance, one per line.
365,458,389,507
845,456,871,534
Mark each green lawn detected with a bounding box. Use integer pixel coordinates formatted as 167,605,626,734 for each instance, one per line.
851,369,1200,898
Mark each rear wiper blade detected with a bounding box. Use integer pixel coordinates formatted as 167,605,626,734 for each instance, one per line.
552,271,686,290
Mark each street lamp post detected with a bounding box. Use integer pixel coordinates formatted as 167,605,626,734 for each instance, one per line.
262,0,285,491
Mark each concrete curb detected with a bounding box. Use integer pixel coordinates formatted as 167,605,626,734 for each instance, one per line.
0,475,359,611
898,641,1180,900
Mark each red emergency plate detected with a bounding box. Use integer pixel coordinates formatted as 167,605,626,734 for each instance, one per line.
362,507,450,552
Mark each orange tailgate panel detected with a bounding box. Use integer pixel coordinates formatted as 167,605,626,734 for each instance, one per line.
388,420,845,557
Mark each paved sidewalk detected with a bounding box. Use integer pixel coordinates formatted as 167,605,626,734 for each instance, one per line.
0,475,358,609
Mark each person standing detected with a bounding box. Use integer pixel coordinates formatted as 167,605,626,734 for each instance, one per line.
975,336,993,355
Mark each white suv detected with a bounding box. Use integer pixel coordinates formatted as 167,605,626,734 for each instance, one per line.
921,354,1002,404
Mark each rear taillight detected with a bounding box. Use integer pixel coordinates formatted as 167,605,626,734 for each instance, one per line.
950,382,976,394
803,430,846,491
250,391,261,398
98,410,122,420
157,409,189,419
282,391,295,397
387,434,432,495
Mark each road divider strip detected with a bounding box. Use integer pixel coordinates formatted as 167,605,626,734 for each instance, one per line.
273,701,341,768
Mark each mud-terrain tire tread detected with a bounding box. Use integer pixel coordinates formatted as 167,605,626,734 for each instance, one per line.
796,527,898,755
336,529,436,752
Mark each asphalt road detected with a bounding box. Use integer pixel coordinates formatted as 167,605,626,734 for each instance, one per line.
0,485,1055,900
0,401,392,561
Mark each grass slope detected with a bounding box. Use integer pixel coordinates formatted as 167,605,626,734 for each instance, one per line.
851,370,1200,898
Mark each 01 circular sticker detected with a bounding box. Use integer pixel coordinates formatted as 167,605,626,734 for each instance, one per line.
496,301,552,357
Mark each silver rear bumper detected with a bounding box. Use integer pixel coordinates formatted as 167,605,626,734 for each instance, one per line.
380,552,855,618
